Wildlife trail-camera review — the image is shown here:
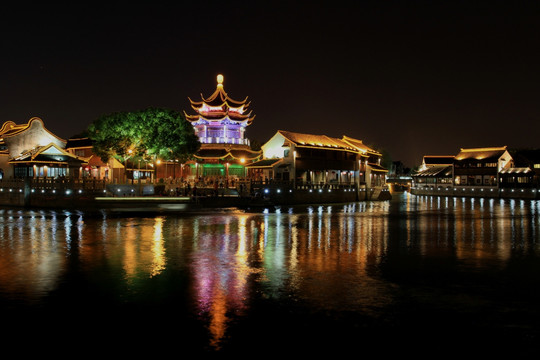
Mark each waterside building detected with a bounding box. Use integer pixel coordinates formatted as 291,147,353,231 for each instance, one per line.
0,118,109,207
0,117,86,179
246,130,390,203
183,74,261,182
0,75,392,207
412,146,539,198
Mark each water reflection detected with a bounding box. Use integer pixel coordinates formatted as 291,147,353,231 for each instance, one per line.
0,193,540,352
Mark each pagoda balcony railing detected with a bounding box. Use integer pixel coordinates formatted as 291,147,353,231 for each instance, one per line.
199,137,250,146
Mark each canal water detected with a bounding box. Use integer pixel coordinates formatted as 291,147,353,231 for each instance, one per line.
1,193,539,356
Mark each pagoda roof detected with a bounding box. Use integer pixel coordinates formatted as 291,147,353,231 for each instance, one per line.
194,146,261,162
454,146,508,161
184,112,254,124
189,75,248,107
186,75,255,125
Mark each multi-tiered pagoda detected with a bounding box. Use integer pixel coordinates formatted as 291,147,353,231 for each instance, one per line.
184,75,261,180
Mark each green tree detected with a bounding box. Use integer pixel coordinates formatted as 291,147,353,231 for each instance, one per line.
86,107,200,164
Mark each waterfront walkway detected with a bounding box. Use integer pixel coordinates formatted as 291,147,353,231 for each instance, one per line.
411,185,540,199
0,177,393,209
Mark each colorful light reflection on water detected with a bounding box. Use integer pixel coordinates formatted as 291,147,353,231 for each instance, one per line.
0,193,539,355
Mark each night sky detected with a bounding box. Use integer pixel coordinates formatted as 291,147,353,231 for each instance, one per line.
2,1,539,167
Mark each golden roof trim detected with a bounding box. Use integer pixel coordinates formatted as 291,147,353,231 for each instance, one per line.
0,117,67,144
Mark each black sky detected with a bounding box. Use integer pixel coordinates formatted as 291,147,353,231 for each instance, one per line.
1,1,539,167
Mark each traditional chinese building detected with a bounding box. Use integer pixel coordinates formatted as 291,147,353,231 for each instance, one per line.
453,146,512,186
411,145,540,198
411,155,455,189
505,148,540,186
0,117,86,179
184,75,261,182
246,130,390,202
65,137,124,181
418,155,455,171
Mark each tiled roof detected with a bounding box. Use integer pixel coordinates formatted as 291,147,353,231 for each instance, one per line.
0,118,66,143
367,163,389,172
278,130,356,151
414,165,452,177
245,158,283,168
194,147,261,161
0,121,28,136
454,146,507,161
342,135,378,154
499,167,532,174
9,143,86,164
186,75,253,125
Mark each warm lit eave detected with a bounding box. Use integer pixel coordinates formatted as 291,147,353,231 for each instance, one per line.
294,143,358,153
245,158,283,168
455,146,507,160
193,151,261,162
0,117,67,143
198,85,249,107
500,167,532,174
367,163,388,172
279,130,359,152
9,160,70,165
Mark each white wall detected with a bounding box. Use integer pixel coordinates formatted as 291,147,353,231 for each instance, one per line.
3,118,66,158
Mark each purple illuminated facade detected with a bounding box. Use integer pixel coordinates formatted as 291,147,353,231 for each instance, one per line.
184,75,261,180
185,74,254,146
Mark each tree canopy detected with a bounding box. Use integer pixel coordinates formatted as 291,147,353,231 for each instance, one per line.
86,107,200,163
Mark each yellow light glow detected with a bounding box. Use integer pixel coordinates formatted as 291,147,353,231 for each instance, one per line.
200,103,224,113
240,158,245,163
217,74,224,86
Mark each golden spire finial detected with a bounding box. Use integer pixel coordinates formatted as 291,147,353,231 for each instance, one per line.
217,74,224,86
